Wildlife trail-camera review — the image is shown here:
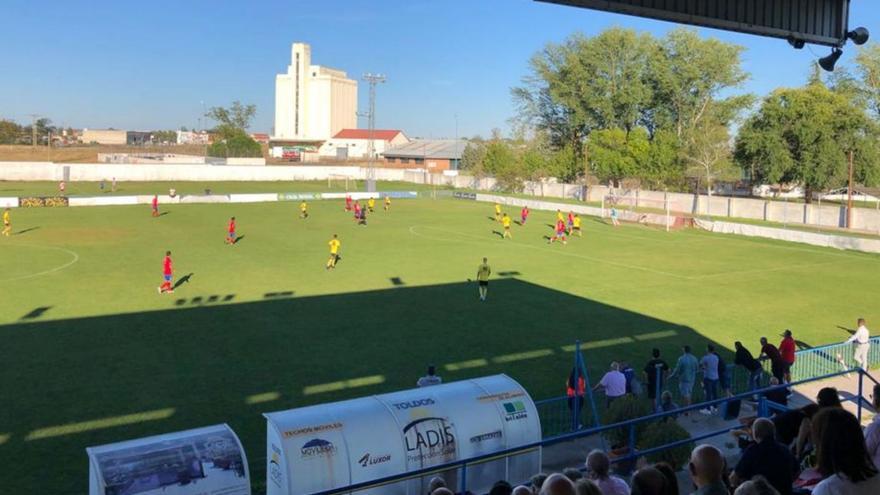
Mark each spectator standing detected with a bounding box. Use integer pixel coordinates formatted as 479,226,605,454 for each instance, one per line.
864,384,880,472
416,365,442,387
593,362,627,408
669,345,699,409
713,347,732,397
730,419,798,495
644,348,669,407
734,342,763,393
811,408,880,495
778,330,796,383
586,450,631,495
846,318,871,371
759,337,785,383
700,346,721,413
567,369,586,418
688,445,729,495
620,361,638,395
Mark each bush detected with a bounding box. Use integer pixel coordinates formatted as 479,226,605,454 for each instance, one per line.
603,396,653,447
639,420,693,470
208,130,262,158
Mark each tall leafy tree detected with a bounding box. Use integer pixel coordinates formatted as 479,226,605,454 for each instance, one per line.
0,120,21,144
735,79,879,202
854,43,880,120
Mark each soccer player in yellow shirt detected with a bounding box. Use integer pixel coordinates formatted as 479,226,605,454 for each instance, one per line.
501,213,512,239
326,234,341,270
2,208,10,237
384,196,391,211
494,203,502,222
572,214,582,237
299,201,309,219
367,197,376,213
556,209,564,223
476,257,491,301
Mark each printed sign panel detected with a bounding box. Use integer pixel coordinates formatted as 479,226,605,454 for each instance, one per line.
453,192,476,200
86,424,250,495
264,374,541,495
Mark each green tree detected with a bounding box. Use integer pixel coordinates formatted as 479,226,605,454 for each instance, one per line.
649,29,749,139
0,119,21,144
207,129,262,158
207,101,257,131
855,43,880,119
735,79,879,202
682,118,737,197
587,128,649,186
461,142,487,174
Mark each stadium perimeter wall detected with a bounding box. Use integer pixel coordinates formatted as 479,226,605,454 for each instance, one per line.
3,161,880,232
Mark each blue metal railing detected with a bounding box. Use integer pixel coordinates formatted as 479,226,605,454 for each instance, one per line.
311,368,877,495
535,337,880,438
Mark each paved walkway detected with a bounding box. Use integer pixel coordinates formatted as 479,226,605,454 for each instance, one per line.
792,371,878,424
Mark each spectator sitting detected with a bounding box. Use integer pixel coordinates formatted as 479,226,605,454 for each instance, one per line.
427,476,446,494
688,444,729,495
631,466,670,495
490,480,513,495
586,450,630,495
730,418,797,495
811,408,880,494
541,473,577,495
796,387,843,459
865,384,880,472
512,486,533,495
653,463,679,495
417,365,442,387
531,473,549,493
431,488,454,495
659,391,679,419
563,467,583,482
763,377,788,408
593,362,627,408
732,476,779,495
574,479,602,495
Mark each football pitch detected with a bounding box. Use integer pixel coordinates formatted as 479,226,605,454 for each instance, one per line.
1,191,879,493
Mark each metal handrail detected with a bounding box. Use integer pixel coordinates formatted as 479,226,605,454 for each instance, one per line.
309,368,870,495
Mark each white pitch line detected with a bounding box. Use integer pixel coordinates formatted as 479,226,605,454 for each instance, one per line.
0,245,80,282
689,258,856,280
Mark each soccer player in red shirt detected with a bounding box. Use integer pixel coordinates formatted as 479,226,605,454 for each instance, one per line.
226,216,236,244
567,211,575,233
158,251,173,294
549,219,567,245
151,195,159,217
521,206,529,225
353,201,361,221
345,195,352,211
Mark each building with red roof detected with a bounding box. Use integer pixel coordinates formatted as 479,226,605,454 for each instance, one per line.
319,128,410,160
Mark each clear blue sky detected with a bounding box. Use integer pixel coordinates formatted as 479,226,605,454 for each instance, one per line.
1,0,878,138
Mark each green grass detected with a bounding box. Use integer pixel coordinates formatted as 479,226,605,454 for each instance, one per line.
1,196,879,494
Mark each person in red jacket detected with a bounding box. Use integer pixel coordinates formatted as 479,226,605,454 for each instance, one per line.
158,251,173,294
779,329,796,383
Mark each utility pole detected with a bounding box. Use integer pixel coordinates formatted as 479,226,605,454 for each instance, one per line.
361,73,386,192
28,114,40,151
846,150,855,229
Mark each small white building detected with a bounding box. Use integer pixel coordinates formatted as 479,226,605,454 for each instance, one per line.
176,130,209,145
318,129,409,159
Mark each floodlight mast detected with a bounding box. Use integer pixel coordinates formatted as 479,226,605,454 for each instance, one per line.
362,73,386,192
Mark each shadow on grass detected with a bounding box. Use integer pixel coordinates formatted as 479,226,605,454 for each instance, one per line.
0,278,739,495
15,227,40,235
234,235,246,244
173,273,193,289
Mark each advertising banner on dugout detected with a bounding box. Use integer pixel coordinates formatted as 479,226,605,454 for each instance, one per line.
263,374,541,495
86,424,250,495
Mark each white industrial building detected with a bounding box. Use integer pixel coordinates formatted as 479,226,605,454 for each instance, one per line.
273,43,357,141
318,129,409,159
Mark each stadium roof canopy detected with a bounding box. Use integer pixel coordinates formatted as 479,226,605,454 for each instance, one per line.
536,0,856,47
383,139,466,159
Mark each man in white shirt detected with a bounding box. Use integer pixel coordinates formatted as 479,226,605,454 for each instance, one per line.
846,318,871,371
700,345,721,414
417,365,442,387
593,362,627,408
